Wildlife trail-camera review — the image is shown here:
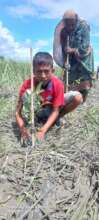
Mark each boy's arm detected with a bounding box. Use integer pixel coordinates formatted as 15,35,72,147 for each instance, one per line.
37,78,64,139
15,97,30,139
37,106,60,140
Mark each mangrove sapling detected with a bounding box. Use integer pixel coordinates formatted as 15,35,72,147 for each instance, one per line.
21,81,43,147
22,82,43,120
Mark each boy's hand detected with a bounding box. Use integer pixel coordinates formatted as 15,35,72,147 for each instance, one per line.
36,128,45,140
20,127,30,140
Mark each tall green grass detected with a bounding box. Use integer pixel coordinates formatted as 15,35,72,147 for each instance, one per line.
0,59,30,91
0,59,31,119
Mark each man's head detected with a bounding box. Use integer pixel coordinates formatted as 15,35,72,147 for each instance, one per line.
63,10,78,33
33,52,54,85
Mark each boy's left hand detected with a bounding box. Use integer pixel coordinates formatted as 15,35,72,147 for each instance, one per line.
36,128,45,140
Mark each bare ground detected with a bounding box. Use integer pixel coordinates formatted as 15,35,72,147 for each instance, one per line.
0,81,99,220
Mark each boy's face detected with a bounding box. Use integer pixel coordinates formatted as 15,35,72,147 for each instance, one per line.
34,64,53,85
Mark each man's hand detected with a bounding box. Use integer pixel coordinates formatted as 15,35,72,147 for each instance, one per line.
65,47,76,54
65,47,79,57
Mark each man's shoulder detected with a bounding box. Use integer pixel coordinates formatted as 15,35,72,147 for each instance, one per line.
78,18,90,30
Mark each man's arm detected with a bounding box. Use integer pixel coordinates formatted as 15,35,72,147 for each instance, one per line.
65,20,91,59
15,97,30,139
37,106,60,139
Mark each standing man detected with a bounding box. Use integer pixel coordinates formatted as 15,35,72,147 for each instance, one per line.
53,10,94,102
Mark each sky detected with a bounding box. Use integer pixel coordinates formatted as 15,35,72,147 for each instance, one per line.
0,0,99,69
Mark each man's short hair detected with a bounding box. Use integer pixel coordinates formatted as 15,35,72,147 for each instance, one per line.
63,10,78,20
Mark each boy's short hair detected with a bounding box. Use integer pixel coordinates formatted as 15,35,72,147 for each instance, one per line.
33,52,53,69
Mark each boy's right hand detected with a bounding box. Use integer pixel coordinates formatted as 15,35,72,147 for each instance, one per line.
20,127,30,140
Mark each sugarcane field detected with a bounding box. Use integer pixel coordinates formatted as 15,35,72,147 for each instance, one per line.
0,59,99,220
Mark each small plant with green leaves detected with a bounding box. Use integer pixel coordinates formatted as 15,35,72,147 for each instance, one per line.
22,82,43,124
